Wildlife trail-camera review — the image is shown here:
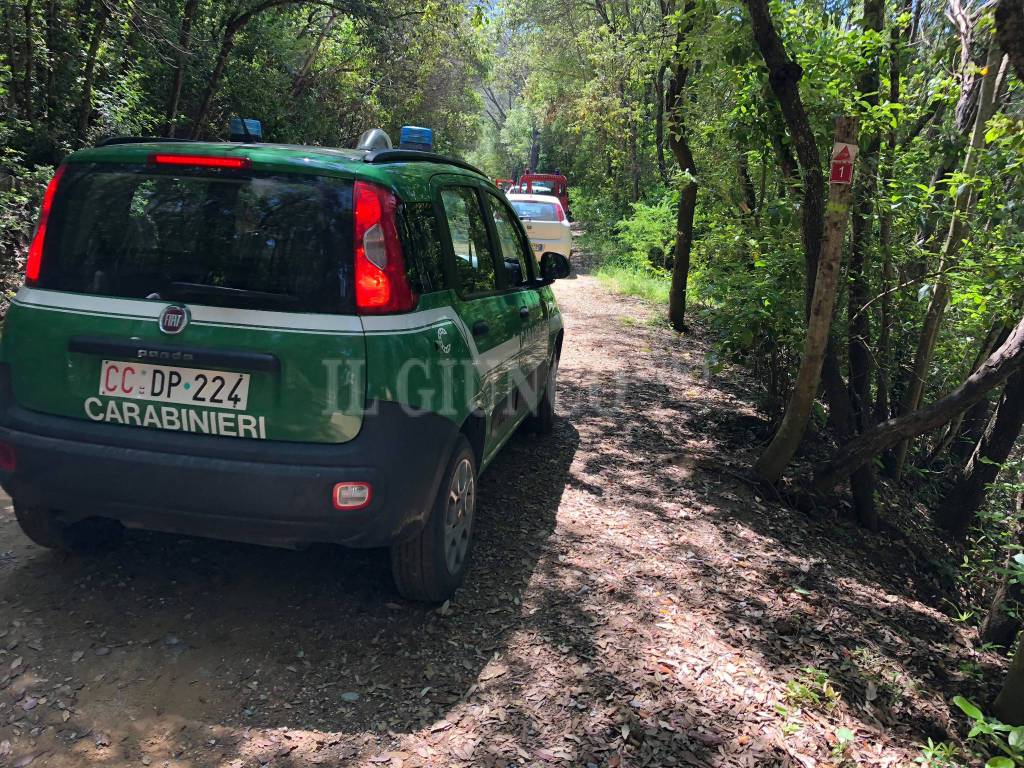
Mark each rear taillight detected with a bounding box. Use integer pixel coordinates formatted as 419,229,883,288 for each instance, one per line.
555,204,566,222
353,180,417,314
25,165,66,284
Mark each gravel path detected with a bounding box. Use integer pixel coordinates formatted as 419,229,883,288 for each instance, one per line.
0,275,1001,767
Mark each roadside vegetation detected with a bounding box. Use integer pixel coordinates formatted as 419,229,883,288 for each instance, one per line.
472,0,1024,752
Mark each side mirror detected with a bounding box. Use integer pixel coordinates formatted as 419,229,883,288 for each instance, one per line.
539,252,570,281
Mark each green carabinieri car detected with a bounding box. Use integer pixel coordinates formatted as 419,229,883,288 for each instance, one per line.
0,128,570,602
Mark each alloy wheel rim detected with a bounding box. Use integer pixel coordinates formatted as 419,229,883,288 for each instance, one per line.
444,458,475,574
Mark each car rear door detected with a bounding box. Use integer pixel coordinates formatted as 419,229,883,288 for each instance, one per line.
433,178,525,453
3,161,367,444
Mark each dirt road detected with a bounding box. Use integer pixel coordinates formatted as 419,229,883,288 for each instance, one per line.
0,275,999,767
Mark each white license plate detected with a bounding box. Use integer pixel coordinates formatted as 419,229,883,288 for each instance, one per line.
99,360,250,411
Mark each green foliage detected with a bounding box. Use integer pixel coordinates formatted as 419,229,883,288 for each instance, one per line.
596,265,671,306
783,667,840,711
615,189,678,271
915,738,964,768
952,696,1024,767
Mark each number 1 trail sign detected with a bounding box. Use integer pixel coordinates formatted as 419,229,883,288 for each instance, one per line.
829,142,858,185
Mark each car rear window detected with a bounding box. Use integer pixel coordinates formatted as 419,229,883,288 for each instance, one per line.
510,201,560,221
38,164,355,313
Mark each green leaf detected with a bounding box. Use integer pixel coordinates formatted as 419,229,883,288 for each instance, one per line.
835,727,855,744
1008,726,1024,749
984,758,1014,768
953,696,984,721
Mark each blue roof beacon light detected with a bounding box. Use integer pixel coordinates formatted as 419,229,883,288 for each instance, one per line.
399,126,433,152
229,118,262,142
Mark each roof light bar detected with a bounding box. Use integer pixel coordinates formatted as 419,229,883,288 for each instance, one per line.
149,153,251,170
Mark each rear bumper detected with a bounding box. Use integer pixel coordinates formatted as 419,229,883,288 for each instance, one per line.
0,368,458,548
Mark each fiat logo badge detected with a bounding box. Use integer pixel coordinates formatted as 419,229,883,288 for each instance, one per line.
158,305,189,335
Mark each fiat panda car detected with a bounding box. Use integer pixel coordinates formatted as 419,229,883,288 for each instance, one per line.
0,128,570,602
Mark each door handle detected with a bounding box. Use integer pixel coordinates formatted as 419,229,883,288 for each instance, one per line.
472,320,490,337
519,306,530,320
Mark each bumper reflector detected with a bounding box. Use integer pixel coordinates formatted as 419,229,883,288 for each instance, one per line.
0,442,15,472
333,482,371,510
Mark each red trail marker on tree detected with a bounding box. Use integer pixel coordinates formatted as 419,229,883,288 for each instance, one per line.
829,142,858,184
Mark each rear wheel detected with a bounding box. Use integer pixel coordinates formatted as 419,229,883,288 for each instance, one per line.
390,435,477,602
13,505,121,552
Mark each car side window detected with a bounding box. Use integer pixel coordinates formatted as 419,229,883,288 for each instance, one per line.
399,202,445,294
440,187,499,295
486,193,532,287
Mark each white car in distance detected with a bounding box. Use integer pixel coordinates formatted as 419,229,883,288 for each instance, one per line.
507,194,572,263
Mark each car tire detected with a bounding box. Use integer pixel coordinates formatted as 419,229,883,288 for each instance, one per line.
390,435,477,602
13,505,121,552
528,355,558,435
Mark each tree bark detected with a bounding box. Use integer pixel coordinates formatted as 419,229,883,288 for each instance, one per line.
935,372,1024,536
22,0,34,123
529,125,540,173
927,320,1010,464
892,44,1005,475
993,637,1024,725
665,0,699,333
755,117,859,483
76,0,111,141
290,11,338,100
189,0,303,139
743,0,823,310
980,482,1024,650
654,63,668,184
816,313,1024,491
995,0,1024,83
165,0,200,137
847,0,883,429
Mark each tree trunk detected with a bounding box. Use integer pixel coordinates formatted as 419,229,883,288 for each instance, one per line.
980,482,1024,650
529,125,540,173
822,341,879,529
189,0,304,139
742,0,824,310
935,372,1024,536
665,0,699,333
755,117,859,483
927,320,1010,464
629,116,640,203
847,0,883,429
995,0,1024,82
76,1,110,141
22,0,34,123
816,313,1024,491
892,44,1005,475
189,28,237,139
5,2,22,114
289,11,338,100
993,638,1024,725
165,0,200,137
668,154,696,332
738,153,756,216
654,64,668,184
43,0,55,122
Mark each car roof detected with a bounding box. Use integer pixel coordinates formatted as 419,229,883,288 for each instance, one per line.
66,140,487,202
507,194,563,206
